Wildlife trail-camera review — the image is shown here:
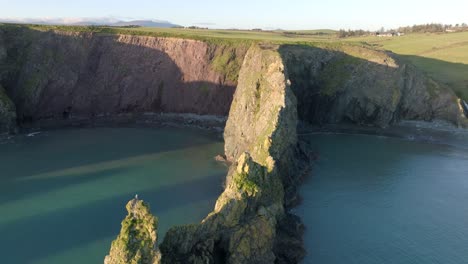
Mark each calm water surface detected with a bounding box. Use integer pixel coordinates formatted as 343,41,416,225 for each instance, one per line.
0,127,226,264
297,133,468,264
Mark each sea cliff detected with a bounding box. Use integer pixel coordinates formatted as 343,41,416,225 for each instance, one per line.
0,25,466,263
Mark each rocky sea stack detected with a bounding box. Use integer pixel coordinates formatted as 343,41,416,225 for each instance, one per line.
105,198,160,264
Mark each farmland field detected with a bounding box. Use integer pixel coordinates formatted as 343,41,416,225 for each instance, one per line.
346,32,468,100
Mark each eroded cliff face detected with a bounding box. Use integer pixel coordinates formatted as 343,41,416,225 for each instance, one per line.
0,26,247,125
0,25,465,133
0,34,16,133
0,84,16,133
280,45,466,127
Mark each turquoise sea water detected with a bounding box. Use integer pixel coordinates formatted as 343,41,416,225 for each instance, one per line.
297,133,468,264
0,127,226,264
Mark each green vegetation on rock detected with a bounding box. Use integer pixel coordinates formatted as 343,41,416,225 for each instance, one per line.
210,45,246,82
317,56,357,96
233,171,260,196
105,198,159,264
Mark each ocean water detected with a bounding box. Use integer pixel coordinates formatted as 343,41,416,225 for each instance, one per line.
297,133,468,264
0,127,226,264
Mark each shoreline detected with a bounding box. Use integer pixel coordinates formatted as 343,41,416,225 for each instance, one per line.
299,120,468,149
1,112,227,139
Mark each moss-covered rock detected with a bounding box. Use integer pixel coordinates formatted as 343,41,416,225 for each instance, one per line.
105,198,160,264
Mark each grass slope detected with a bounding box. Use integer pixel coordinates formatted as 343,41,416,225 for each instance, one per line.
346,32,468,100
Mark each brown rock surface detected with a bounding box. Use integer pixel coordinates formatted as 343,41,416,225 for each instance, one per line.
0,26,248,123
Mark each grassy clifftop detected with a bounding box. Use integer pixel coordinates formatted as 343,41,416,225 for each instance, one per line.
0,23,336,44
346,32,468,101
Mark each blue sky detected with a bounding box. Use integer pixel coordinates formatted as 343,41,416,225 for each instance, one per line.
0,0,467,30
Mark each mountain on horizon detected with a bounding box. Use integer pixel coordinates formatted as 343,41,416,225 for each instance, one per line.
111,20,181,28
0,18,181,28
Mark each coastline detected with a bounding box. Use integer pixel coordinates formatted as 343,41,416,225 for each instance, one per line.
299,120,468,149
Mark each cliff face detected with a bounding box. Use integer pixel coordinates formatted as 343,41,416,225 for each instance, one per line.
0,26,247,125
224,44,298,162
0,84,16,133
0,34,16,133
0,26,465,132
280,45,465,127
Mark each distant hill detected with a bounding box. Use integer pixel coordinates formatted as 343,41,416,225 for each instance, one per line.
110,20,181,28
0,18,181,28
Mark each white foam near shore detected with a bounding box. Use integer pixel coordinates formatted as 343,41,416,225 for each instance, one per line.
27,132,41,137
398,119,463,132
142,112,227,123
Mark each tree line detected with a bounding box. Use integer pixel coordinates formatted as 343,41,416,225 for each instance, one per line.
397,23,468,33
337,23,468,38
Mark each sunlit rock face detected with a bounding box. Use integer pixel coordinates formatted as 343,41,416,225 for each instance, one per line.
105,198,160,264
0,26,248,124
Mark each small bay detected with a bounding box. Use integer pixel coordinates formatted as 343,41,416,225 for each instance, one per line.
0,127,226,264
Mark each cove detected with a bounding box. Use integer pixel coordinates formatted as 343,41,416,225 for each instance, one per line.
0,127,226,264
297,133,468,264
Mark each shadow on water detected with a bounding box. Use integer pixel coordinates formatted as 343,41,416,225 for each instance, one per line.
0,172,224,264
0,135,222,210
0,127,221,182
0,166,131,206
0,25,234,264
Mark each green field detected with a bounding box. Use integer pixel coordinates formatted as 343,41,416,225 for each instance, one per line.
114,27,338,42
0,24,337,43
346,32,468,100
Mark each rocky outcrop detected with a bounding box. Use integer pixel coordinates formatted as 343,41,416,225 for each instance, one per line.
224,44,298,162
280,45,465,127
155,44,306,264
0,25,247,125
105,198,160,264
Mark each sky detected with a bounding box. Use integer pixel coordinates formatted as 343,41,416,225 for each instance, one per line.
0,0,467,30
